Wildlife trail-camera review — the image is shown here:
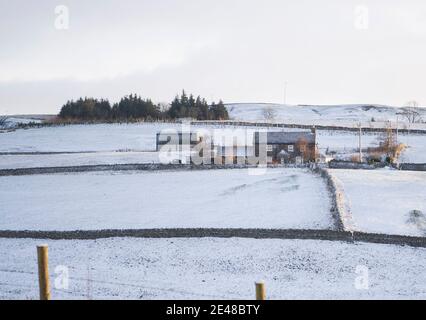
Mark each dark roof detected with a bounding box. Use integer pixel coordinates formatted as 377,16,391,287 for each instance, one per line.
255,131,315,144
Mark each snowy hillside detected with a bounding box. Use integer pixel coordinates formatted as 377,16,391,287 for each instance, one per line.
227,103,426,128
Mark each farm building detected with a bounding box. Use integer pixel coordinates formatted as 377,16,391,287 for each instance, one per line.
155,129,317,164
156,131,206,152
254,130,317,164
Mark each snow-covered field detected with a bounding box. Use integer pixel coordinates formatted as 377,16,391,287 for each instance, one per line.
1,115,425,301
317,130,380,159
0,122,299,153
317,131,426,163
0,123,180,153
398,135,426,163
1,122,425,167
0,152,160,169
1,237,426,300
329,169,426,236
0,168,332,231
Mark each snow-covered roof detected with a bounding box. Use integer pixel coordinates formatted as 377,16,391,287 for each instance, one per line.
255,131,315,144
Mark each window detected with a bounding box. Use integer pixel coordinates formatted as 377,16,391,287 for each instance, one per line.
266,145,273,152
288,145,294,152
300,145,306,152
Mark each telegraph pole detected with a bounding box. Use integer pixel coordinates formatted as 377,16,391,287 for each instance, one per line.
358,123,362,163
395,112,404,145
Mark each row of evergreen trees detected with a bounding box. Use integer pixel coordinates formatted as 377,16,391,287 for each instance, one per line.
58,91,229,121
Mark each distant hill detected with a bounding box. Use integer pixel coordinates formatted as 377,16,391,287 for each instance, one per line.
0,115,50,129
226,103,426,128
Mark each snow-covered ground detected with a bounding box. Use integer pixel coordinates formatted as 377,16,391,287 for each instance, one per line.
0,168,332,231
0,123,181,153
329,169,426,236
0,118,425,301
227,103,426,129
317,130,380,159
0,152,160,169
1,237,426,300
0,122,307,154
317,131,426,163
398,134,426,163
1,122,425,166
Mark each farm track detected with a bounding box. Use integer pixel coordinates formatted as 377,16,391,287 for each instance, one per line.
0,228,426,248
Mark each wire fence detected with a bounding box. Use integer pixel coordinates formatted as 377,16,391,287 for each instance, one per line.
0,266,244,300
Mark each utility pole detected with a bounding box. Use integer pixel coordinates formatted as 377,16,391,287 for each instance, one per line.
358,123,362,163
395,112,404,145
396,115,399,144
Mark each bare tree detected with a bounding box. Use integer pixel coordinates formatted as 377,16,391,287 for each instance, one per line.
368,124,406,163
262,106,277,121
0,116,9,127
401,101,422,123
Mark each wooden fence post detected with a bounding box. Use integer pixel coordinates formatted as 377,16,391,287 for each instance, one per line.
255,281,266,300
37,245,51,300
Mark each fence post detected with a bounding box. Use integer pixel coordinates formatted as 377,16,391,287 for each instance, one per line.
255,281,266,300
37,245,51,300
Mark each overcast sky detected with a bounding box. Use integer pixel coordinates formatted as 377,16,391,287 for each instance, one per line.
1,0,426,114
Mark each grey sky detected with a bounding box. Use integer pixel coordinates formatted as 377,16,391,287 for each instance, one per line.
1,0,426,114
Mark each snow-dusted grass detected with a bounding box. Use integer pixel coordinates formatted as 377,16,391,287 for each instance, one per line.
1,237,426,300
329,169,426,236
0,168,332,231
0,152,160,169
0,123,181,153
